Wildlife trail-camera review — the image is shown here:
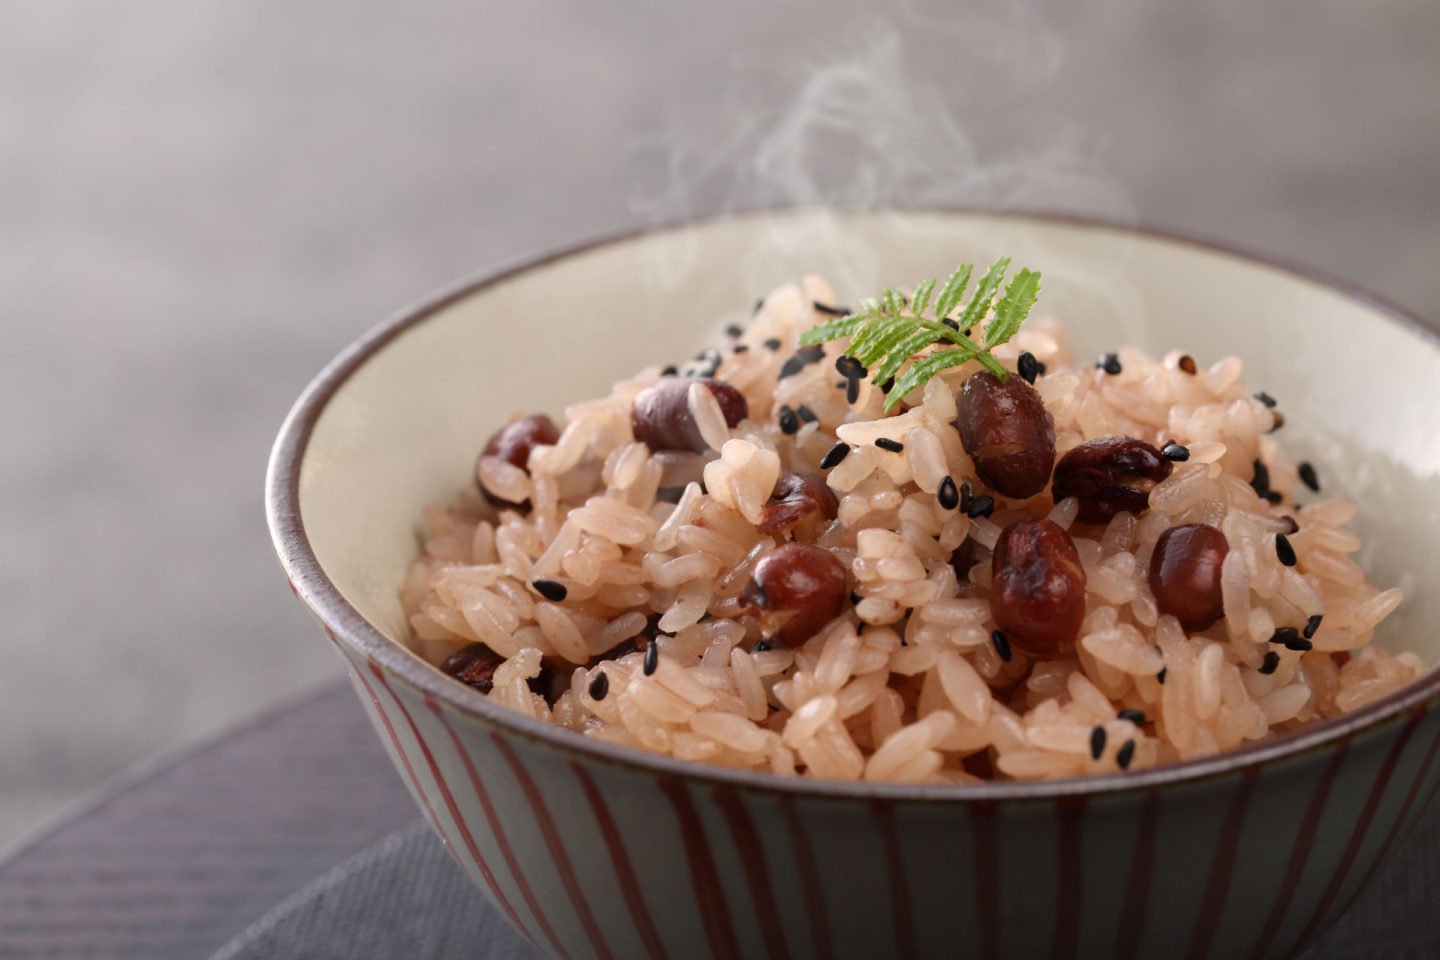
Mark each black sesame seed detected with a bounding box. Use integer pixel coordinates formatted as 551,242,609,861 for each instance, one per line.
1118,709,1147,725
1250,459,1272,498
819,443,851,470
661,365,679,376
796,404,818,424
1178,354,1198,375
1098,352,1122,375
778,345,826,379
959,481,973,516
1265,490,1284,504
845,379,861,404
1161,443,1190,462
1116,739,1136,771
1270,626,1301,646
778,405,799,435
942,317,960,330
1254,390,1278,409
732,344,749,354
1017,352,1040,384
836,355,868,380
1298,462,1321,493
1157,667,1168,684
725,324,744,338
991,629,1013,662
1287,637,1314,652
938,476,960,511
875,437,904,453
1304,614,1323,639
753,639,772,653
878,376,895,393
764,337,782,352
966,494,996,519
588,671,609,701
1090,725,1107,760
1275,532,1297,567
850,589,863,606
813,301,849,317
1267,411,1286,433
532,579,567,602
1259,650,1281,675
643,641,659,676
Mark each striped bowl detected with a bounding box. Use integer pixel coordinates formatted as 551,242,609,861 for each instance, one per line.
267,209,1440,960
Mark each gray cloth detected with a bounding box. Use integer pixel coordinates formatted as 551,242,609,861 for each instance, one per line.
214,804,1440,959
211,821,541,960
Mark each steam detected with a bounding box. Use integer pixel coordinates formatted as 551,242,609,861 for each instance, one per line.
633,9,1135,300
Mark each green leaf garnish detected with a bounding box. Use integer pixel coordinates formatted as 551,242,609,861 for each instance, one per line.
798,257,1042,411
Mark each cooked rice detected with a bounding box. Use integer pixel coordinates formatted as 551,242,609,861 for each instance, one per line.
399,275,1424,781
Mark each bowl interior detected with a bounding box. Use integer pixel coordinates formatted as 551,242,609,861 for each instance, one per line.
294,209,1440,688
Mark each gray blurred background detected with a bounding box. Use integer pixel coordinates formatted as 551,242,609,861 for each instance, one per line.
3,0,1438,845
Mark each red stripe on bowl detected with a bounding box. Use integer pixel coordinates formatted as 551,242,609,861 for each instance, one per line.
714,788,792,960
872,800,919,960
571,763,669,960
492,733,614,960
659,777,741,960
1113,790,1161,960
972,801,1001,960
1246,742,1350,960
1185,766,1259,960
1337,715,1440,923
426,698,568,958
371,668,539,948
1291,711,1425,951
777,795,834,960
1051,796,1088,960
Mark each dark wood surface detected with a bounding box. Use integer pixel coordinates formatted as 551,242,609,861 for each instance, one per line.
0,680,414,959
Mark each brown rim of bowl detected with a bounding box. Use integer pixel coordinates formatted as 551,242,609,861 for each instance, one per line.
266,205,1440,803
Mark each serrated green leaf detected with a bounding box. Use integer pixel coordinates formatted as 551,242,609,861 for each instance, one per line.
958,257,1011,331
798,313,867,345
799,256,1037,410
883,348,980,411
871,327,945,385
933,263,973,320
848,315,910,364
910,277,936,318
983,268,1041,350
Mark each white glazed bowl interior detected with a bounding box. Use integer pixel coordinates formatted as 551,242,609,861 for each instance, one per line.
294,208,1440,750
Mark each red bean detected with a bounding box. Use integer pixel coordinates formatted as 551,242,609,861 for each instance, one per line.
1051,436,1173,524
756,472,839,534
476,414,559,508
954,371,1056,499
989,518,1087,655
483,414,559,470
441,642,506,693
631,377,748,452
743,543,848,646
1148,523,1229,631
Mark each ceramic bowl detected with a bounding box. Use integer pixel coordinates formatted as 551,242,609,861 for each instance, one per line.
266,209,1440,960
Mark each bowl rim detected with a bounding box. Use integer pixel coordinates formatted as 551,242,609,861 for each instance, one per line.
266,205,1440,802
